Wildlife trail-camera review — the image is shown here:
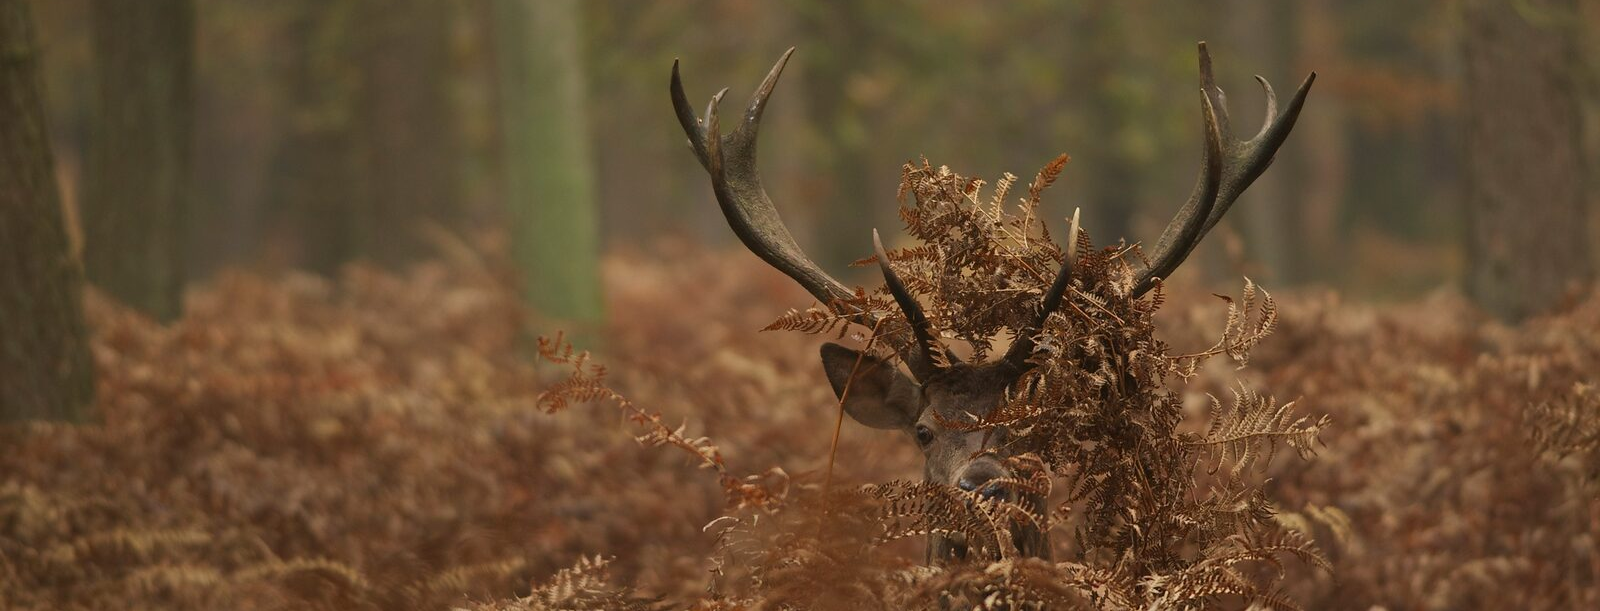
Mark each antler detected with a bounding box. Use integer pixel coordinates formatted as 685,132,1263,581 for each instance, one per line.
872,229,946,380
1000,43,1313,371
671,49,956,380
1000,209,1080,371
1131,42,1316,297
670,49,852,305
674,45,1310,378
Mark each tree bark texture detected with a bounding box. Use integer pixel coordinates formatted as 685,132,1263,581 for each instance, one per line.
84,0,194,322
0,0,96,422
264,0,364,275
1462,0,1593,321
1225,0,1295,283
352,0,461,267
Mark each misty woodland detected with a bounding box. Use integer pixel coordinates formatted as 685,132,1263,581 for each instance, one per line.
4,1,1599,610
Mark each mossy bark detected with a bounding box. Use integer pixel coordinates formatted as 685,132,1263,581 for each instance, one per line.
493,0,604,327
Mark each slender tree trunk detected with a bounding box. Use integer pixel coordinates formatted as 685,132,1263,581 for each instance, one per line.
1074,4,1139,246
1462,0,1592,321
493,0,603,325
0,0,96,422
264,0,363,275
1295,0,1349,283
352,0,461,267
83,0,194,322
797,0,880,269
1225,0,1295,283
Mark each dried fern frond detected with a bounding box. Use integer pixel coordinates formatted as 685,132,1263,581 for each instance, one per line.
1220,277,1278,366
1526,382,1600,486
762,306,853,336
904,558,1116,611
1143,530,1327,611
406,557,530,607
532,333,795,512
459,555,661,611
1190,385,1329,479
1172,278,1279,376
865,481,1011,557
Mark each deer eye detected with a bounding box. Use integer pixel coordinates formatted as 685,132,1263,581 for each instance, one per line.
914,425,935,447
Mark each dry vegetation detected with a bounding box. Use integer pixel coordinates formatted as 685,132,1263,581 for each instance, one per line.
3,162,1598,610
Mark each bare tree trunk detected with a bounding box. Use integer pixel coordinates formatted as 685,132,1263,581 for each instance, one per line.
1295,0,1349,283
1074,4,1140,247
264,0,363,275
0,0,96,422
353,0,460,267
793,0,878,269
83,0,194,322
493,0,603,326
1225,0,1294,283
1462,0,1593,321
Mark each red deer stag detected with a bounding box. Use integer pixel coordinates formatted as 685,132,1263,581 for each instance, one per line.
670,43,1314,563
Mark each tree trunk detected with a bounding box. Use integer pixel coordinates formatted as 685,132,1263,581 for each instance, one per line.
83,0,194,322
797,0,881,269
1294,0,1349,283
0,0,96,422
492,0,604,325
1074,4,1140,247
1462,0,1593,321
1225,0,1295,284
352,0,461,268
264,0,364,275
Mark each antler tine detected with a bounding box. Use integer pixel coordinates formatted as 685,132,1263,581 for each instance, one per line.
670,49,858,309
1252,75,1277,142
675,50,954,376
873,230,954,379
1130,42,1316,297
1001,208,1080,371
1134,86,1226,297
1198,44,1230,137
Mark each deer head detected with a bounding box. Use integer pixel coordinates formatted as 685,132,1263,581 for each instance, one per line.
670,43,1313,563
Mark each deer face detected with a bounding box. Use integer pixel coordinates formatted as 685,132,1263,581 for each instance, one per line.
821,343,1049,561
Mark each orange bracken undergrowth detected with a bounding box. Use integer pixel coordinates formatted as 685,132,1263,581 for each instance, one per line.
2,239,1596,609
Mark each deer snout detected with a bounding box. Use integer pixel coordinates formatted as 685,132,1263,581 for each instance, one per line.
955,459,1010,502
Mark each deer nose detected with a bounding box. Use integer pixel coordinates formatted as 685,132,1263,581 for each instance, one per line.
957,476,1010,502
957,463,1010,502
980,481,1009,501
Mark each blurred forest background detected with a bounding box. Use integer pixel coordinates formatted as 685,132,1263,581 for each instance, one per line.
4,2,1600,608
8,0,1597,325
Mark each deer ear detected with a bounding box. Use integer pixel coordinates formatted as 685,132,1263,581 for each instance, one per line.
819,342,921,430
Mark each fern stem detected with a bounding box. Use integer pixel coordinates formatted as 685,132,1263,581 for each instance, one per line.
824,318,886,496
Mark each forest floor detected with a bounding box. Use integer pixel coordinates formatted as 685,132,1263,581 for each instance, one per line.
2,242,1596,610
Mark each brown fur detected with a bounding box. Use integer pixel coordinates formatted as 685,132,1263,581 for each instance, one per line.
821,343,1050,563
